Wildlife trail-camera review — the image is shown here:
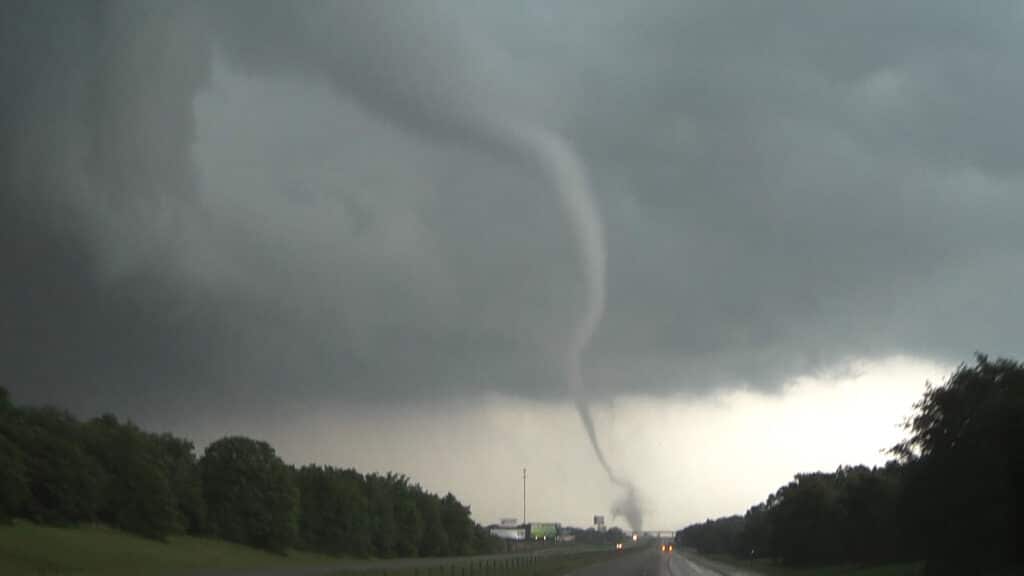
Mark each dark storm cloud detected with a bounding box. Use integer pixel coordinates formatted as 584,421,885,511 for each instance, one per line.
2,1,1022,419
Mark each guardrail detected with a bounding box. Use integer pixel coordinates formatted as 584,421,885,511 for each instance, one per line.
333,548,634,576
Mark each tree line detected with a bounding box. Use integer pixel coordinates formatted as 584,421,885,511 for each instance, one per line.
0,390,499,556
675,355,1023,576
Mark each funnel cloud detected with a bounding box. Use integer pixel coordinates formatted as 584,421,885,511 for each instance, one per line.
505,125,643,531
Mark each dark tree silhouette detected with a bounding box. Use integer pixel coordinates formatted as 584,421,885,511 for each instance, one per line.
0,385,498,557
200,436,299,552
892,355,1023,575
678,355,1023,575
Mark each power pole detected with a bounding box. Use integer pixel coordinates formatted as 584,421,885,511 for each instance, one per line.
522,467,527,528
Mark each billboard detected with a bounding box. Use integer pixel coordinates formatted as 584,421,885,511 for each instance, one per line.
500,518,519,527
593,515,605,527
528,523,558,540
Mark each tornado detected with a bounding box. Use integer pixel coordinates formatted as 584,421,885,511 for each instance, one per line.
402,119,644,533
499,125,644,533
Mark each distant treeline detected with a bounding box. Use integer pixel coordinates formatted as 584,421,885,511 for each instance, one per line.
675,355,1023,576
0,391,499,556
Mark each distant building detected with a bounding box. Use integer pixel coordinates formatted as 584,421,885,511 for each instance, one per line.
490,527,526,541
500,518,518,527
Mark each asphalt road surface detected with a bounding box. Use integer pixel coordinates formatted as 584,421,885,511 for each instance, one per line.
567,548,762,576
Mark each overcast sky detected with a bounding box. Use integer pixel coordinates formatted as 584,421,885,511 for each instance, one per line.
2,1,1022,530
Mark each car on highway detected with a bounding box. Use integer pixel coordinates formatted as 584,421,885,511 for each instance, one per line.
615,542,624,551
660,543,674,553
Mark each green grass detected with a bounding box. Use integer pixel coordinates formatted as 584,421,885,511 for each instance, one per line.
0,520,636,576
689,551,922,576
329,548,641,576
0,521,632,576
0,520,337,576
517,548,640,576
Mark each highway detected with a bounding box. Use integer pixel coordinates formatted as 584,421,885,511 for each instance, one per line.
189,547,601,576
566,548,762,576
188,546,763,576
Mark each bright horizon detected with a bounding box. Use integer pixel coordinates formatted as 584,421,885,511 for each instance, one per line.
133,355,946,531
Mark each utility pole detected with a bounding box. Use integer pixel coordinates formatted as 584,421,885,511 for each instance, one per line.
522,467,527,528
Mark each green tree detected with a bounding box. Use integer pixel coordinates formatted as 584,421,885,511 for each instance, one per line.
738,503,773,558
200,436,298,552
677,515,745,557
681,354,1022,573
294,465,371,556
416,493,448,557
0,386,11,412
0,433,28,521
767,472,845,565
395,495,424,556
439,493,474,555
834,464,911,563
82,415,178,539
153,433,206,534
0,387,29,521
10,407,104,524
367,474,398,557
892,355,1024,575
0,388,494,560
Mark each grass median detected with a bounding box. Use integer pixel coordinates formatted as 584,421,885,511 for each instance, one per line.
0,520,635,576
330,547,642,576
0,520,339,576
